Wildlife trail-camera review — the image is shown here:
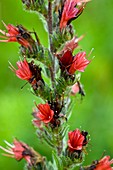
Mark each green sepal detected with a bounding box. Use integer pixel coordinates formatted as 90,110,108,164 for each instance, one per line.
52,30,72,52
20,45,52,67
33,83,52,101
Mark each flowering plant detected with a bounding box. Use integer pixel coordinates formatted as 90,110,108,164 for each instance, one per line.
0,0,113,170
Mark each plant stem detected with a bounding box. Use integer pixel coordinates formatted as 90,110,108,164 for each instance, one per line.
53,128,63,155
48,1,53,37
56,139,63,155
48,0,55,88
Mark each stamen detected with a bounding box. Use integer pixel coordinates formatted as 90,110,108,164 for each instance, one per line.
2,153,14,158
2,20,8,29
75,34,85,43
4,140,13,148
0,29,10,37
8,61,16,72
88,48,94,58
0,35,7,39
0,39,8,42
0,29,6,35
0,146,14,155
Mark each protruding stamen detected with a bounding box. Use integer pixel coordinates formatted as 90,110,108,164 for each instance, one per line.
4,140,13,148
8,61,16,72
0,146,14,155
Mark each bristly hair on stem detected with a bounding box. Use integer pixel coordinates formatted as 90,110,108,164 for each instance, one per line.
47,0,56,88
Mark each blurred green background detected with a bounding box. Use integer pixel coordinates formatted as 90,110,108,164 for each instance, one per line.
0,0,113,169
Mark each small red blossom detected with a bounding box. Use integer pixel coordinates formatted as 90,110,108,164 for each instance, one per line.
9,59,32,81
0,139,32,164
95,156,113,170
68,129,86,151
69,51,90,74
34,103,54,123
60,50,90,74
0,21,32,49
60,0,90,30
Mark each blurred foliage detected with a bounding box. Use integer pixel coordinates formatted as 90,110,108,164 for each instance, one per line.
0,0,113,169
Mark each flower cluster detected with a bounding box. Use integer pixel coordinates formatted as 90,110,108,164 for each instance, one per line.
0,0,112,170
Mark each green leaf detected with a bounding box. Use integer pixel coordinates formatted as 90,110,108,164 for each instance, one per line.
60,125,69,140
52,151,63,170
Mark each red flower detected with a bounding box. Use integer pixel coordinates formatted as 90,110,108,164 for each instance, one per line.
60,50,73,69
35,103,54,123
68,129,85,151
95,156,113,170
69,51,90,74
60,50,90,74
0,21,32,49
60,0,90,30
10,59,32,81
0,139,32,164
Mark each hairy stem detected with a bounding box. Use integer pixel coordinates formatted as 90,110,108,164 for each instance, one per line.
48,0,55,88
54,128,63,155
48,1,53,36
